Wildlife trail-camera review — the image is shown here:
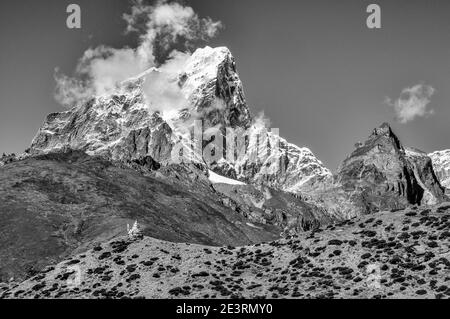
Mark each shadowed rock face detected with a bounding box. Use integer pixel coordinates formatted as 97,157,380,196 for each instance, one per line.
336,123,446,214
211,183,334,235
405,147,447,205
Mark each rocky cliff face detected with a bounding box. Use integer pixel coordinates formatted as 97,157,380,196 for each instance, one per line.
429,149,450,190
212,182,334,236
210,124,332,195
30,95,175,164
334,123,446,214
179,46,252,129
29,46,331,194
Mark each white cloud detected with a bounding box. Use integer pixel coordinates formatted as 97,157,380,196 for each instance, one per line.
143,51,190,118
55,0,222,108
126,0,222,63
54,68,94,107
76,46,148,97
385,84,436,124
253,111,272,130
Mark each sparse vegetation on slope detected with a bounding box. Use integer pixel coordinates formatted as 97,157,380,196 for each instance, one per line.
3,204,448,299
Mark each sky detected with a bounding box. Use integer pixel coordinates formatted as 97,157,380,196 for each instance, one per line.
1,0,450,171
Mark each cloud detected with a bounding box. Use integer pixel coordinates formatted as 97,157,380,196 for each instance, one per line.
143,50,190,118
55,0,222,109
54,69,94,107
385,84,436,124
125,0,222,64
76,46,148,96
253,111,272,130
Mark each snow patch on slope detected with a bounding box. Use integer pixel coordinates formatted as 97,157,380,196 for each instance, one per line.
208,170,246,185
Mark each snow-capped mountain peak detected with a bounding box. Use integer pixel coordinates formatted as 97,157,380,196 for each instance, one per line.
29,46,331,194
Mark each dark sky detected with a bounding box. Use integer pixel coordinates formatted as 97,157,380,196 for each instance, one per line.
1,0,450,171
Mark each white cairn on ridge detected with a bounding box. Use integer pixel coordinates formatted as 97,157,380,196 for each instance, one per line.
127,221,141,240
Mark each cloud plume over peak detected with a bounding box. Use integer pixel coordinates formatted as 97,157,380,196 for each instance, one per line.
385,83,436,124
123,0,223,65
55,0,223,109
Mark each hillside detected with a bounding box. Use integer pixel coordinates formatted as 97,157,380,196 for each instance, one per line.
0,150,280,282
3,203,449,299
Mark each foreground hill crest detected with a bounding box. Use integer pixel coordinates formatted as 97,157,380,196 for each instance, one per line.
3,203,450,299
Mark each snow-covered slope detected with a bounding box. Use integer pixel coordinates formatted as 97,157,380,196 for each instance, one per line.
429,150,450,189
